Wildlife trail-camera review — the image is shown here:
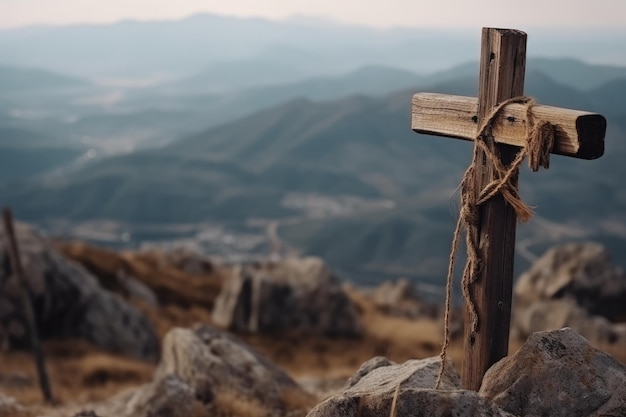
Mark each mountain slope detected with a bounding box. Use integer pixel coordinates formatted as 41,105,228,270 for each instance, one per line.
1,70,625,284
0,65,88,94
530,58,626,91
3,70,620,218
422,58,626,93
0,126,84,179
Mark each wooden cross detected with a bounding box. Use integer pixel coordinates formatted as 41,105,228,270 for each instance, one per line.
411,28,606,391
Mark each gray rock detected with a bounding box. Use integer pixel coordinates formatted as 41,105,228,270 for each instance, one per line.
100,375,208,417
343,356,394,389
115,269,159,308
515,242,626,322
512,242,626,346
307,356,514,417
512,299,626,345
97,325,314,417
480,328,626,417
0,223,158,360
212,257,362,337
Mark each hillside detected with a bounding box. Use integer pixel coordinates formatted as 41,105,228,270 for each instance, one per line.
0,65,88,94
2,69,625,285
0,127,85,180
430,58,626,92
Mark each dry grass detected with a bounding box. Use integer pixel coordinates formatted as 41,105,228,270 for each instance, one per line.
4,242,626,417
0,341,154,406
212,387,315,417
57,242,227,310
0,409,36,417
213,390,269,417
281,387,318,414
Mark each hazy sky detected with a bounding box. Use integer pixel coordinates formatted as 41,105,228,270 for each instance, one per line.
1,0,625,30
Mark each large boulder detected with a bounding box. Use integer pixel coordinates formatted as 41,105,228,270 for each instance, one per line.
512,242,626,343
212,257,363,337
96,325,316,417
0,223,158,360
308,328,626,417
58,243,224,310
306,356,514,417
515,242,626,321
480,328,626,417
513,299,626,345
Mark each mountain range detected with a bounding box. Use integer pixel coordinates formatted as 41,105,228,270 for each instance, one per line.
2,59,625,286
1,15,625,286
2,14,626,79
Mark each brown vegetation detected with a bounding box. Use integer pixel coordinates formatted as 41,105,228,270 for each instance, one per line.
57,242,226,311
2,242,625,415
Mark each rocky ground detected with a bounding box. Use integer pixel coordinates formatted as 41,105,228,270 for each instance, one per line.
1,224,625,416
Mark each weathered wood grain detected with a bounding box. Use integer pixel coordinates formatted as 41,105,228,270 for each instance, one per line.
412,93,606,160
461,27,526,392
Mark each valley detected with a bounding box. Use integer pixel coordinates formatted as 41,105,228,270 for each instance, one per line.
1,17,625,290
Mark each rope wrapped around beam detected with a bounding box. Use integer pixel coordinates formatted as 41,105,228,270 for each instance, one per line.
434,96,554,389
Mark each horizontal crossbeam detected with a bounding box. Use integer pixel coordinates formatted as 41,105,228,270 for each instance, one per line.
412,93,606,160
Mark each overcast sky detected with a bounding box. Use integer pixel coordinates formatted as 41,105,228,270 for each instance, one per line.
1,0,625,30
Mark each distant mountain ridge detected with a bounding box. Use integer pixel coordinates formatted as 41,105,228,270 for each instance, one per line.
0,65,89,94
2,68,626,284
1,13,626,78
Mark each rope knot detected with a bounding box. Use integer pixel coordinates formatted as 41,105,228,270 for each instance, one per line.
434,96,553,390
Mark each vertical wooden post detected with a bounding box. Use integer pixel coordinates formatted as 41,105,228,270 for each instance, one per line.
461,28,527,391
2,208,54,403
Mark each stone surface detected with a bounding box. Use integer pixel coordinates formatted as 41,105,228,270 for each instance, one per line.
343,356,394,389
513,299,626,345
58,242,225,310
513,242,626,344
212,257,362,337
480,328,626,417
515,242,626,322
96,325,314,417
306,356,514,417
0,223,158,360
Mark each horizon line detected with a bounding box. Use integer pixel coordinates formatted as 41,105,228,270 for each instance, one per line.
3,11,626,33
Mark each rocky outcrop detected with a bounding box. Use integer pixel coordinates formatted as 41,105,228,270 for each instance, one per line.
513,299,626,345
306,356,514,417
515,242,626,320
0,223,159,360
212,257,362,337
309,328,626,417
58,242,224,310
512,242,626,344
363,278,438,319
96,325,315,417
481,328,626,416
